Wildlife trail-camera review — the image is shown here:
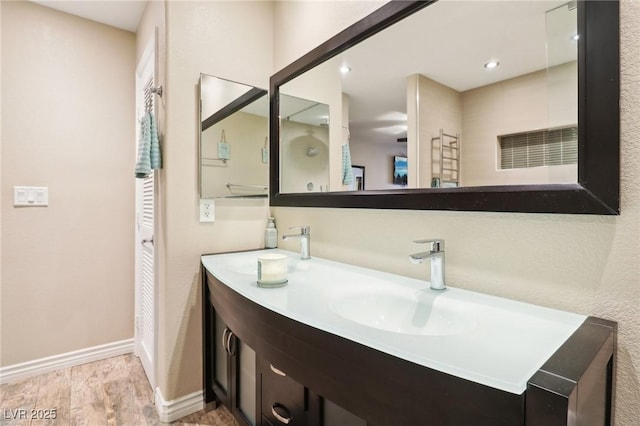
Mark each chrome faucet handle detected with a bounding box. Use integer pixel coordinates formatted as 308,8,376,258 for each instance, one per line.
413,239,444,251
289,226,310,235
412,239,446,291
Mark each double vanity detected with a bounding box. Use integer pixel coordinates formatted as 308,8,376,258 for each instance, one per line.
198,0,620,423
201,249,616,425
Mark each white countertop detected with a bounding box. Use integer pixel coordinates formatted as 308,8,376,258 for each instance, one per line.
201,249,586,394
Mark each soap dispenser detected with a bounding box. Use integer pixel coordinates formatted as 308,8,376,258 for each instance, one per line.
264,217,278,248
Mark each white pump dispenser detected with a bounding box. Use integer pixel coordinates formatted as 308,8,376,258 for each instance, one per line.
264,217,278,248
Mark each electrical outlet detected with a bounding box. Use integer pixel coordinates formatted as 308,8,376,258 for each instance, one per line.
200,199,215,222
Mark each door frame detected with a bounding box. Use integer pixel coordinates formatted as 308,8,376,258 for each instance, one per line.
134,32,159,390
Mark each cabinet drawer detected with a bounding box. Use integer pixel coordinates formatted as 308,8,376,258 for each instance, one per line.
259,355,320,426
261,364,305,424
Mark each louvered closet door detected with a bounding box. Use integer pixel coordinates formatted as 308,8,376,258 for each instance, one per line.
136,171,155,387
134,34,157,389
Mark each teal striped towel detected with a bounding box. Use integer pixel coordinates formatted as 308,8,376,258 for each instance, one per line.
149,113,161,170
135,112,161,178
342,144,354,186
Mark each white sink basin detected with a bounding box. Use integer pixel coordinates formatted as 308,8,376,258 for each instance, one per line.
329,289,476,336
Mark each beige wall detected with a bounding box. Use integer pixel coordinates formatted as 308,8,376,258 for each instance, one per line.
1,0,3,331
1,1,135,365
273,1,640,424
272,1,386,72
349,138,405,190
158,1,273,400
462,63,578,187
410,74,462,188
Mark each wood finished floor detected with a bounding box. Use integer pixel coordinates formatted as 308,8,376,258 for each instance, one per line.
0,354,238,426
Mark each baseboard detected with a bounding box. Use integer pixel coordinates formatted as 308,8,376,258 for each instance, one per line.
0,338,134,384
154,387,204,423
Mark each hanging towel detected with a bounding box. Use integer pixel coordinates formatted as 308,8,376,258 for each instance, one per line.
149,113,161,170
342,144,354,186
135,112,162,178
135,113,151,178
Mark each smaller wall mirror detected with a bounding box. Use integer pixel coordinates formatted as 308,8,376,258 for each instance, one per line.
199,74,269,198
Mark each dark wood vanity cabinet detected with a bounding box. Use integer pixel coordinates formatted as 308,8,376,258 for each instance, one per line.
203,263,616,426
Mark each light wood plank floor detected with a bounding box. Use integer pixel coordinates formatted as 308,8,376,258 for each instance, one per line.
0,354,238,426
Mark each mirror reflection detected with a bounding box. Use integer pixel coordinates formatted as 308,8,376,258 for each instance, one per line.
199,73,269,198
279,94,330,192
278,0,578,193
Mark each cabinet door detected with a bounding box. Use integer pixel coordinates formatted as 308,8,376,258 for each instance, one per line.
233,340,256,425
212,312,230,404
210,313,257,425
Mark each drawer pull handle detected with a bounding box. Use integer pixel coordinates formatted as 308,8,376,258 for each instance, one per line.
271,403,291,424
221,327,236,355
221,328,229,352
226,330,236,356
269,364,286,377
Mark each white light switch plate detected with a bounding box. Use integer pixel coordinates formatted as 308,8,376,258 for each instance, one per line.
200,199,215,222
14,186,48,207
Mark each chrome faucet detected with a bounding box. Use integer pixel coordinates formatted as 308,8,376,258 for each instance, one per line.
409,239,446,290
282,226,311,260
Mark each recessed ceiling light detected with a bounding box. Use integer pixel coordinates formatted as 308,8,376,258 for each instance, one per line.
484,60,500,70
340,65,351,74
572,34,580,41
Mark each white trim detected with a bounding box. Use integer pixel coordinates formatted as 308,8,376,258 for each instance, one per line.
154,387,204,423
0,338,134,384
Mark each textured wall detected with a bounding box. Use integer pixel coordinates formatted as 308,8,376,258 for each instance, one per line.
159,1,273,401
1,1,135,365
273,1,640,424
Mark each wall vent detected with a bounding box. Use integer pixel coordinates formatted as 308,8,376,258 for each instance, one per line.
499,126,577,170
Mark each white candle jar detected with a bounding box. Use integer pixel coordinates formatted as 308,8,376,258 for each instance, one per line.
257,254,288,287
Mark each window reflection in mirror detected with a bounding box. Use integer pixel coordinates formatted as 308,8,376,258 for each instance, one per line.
277,0,578,194
199,74,268,198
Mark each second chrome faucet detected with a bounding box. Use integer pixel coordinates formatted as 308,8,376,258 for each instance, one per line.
409,239,446,290
282,226,311,259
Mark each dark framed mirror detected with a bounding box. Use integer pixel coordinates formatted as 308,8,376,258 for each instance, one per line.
269,0,619,214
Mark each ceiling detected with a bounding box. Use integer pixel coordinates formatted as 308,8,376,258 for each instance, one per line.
343,0,575,95
342,0,575,125
31,0,147,32
340,0,576,145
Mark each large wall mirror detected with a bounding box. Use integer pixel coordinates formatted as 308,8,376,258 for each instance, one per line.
269,0,619,214
199,74,269,198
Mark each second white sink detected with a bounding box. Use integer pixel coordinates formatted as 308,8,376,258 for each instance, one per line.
329,288,477,336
